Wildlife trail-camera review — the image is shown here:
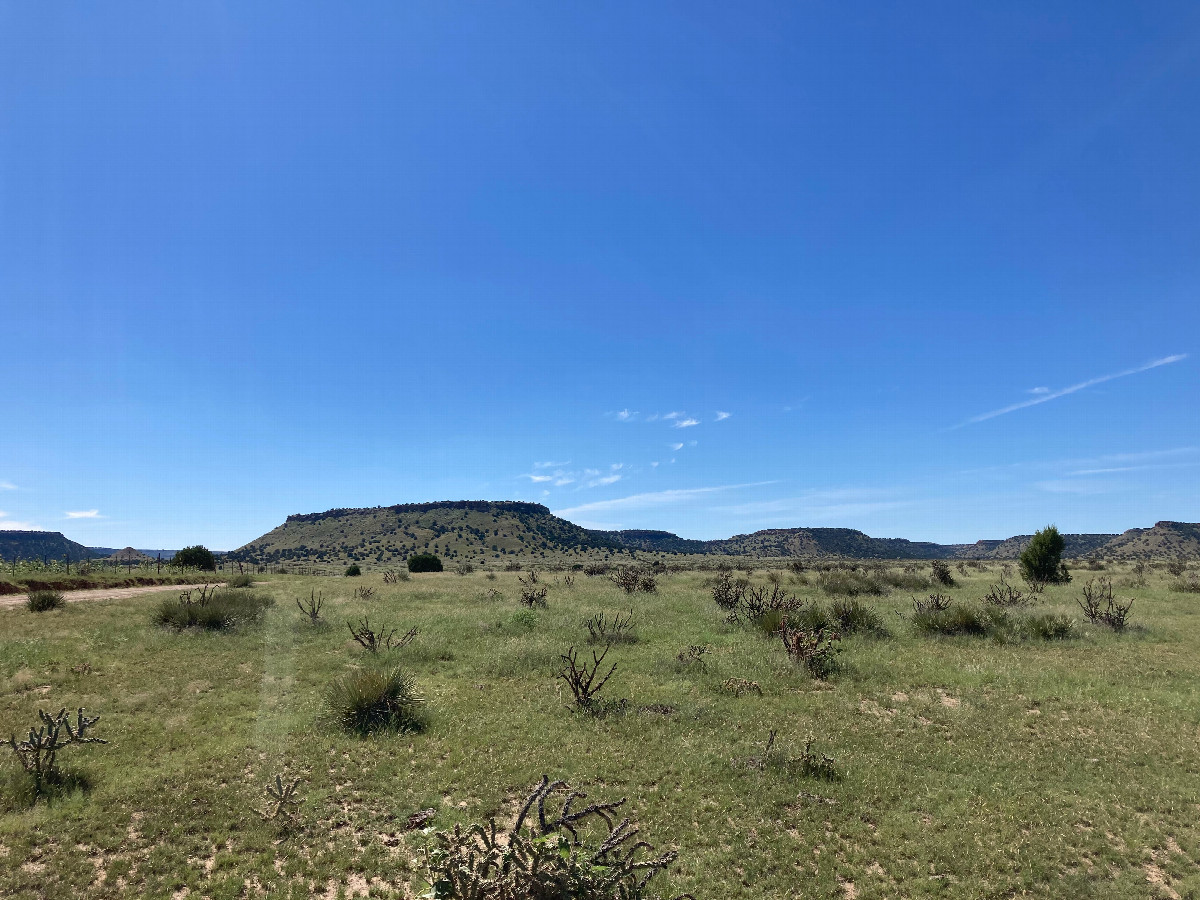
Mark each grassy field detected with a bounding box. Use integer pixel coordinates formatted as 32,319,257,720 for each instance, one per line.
1,563,1198,898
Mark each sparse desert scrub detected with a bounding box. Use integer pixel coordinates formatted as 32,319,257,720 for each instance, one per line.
152,585,273,630
0,565,1196,898
25,589,65,612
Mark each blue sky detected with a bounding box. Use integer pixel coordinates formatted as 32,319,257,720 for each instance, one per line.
2,2,1198,550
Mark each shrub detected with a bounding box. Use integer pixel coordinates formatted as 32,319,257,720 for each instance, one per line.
296,590,324,624
740,729,839,781
912,593,953,615
980,575,1030,607
608,565,656,594
911,604,991,636
347,618,418,654
558,645,624,715
454,562,474,576
829,598,887,636
1165,557,1188,577
519,583,548,608
153,586,273,631
929,560,956,587
1077,577,1134,631
1169,573,1200,594
344,564,362,577
383,569,410,584
326,664,427,735
779,621,841,678
227,573,253,588
584,609,636,644
1020,525,1071,584
676,645,710,669
408,553,443,573
420,775,683,900
880,569,930,592
818,569,887,596
26,590,65,613
175,545,217,571
1024,613,1076,640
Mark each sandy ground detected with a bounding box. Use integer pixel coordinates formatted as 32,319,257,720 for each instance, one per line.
0,583,224,611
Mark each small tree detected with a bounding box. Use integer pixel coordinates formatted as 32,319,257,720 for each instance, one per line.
407,553,443,573
174,545,217,571
344,564,362,577
1020,525,1071,584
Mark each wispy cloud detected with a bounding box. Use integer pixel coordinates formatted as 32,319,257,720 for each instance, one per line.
614,409,635,421
0,481,16,491
1035,479,1117,495
672,418,700,428
0,511,40,531
669,442,684,451
959,354,1186,426
714,411,731,421
533,460,570,469
524,462,626,491
65,509,102,519
553,481,777,518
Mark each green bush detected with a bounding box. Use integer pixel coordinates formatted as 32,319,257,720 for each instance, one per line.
1024,613,1076,640
26,590,65,612
912,604,992,636
174,545,217,571
408,553,443,573
1020,525,1071,584
817,569,886,596
152,588,273,631
326,664,427,735
227,573,253,588
830,597,887,636
344,564,362,577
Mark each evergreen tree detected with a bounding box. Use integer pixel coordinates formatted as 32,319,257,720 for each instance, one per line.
1019,525,1071,584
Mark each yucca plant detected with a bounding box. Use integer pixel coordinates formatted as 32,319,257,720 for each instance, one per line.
327,664,428,735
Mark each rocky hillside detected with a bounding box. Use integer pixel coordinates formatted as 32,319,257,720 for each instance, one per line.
0,530,99,563
231,500,1200,566
1098,521,1200,559
230,501,624,566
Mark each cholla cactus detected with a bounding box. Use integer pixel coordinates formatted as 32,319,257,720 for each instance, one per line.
5,707,106,782
421,775,693,899
261,773,304,821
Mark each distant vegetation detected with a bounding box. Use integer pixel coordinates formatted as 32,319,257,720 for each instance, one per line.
407,553,443,573
224,501,1200,571
173,545,217,571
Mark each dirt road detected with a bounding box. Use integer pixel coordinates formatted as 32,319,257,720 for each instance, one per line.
0,583,224,611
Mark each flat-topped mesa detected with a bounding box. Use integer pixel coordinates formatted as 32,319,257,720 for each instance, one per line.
228,501,1200,567
285,500,551,525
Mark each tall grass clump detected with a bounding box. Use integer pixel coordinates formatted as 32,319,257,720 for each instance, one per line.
829,597,887,636
26,590,66,612
912,604,995,637
817,569,886,597
227,573,253,588
152,587,273,631
327,665,427,735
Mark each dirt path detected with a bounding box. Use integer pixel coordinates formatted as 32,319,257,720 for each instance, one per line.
0,583,224,611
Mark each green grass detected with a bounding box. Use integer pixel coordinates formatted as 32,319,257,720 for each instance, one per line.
1,565,1198,898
